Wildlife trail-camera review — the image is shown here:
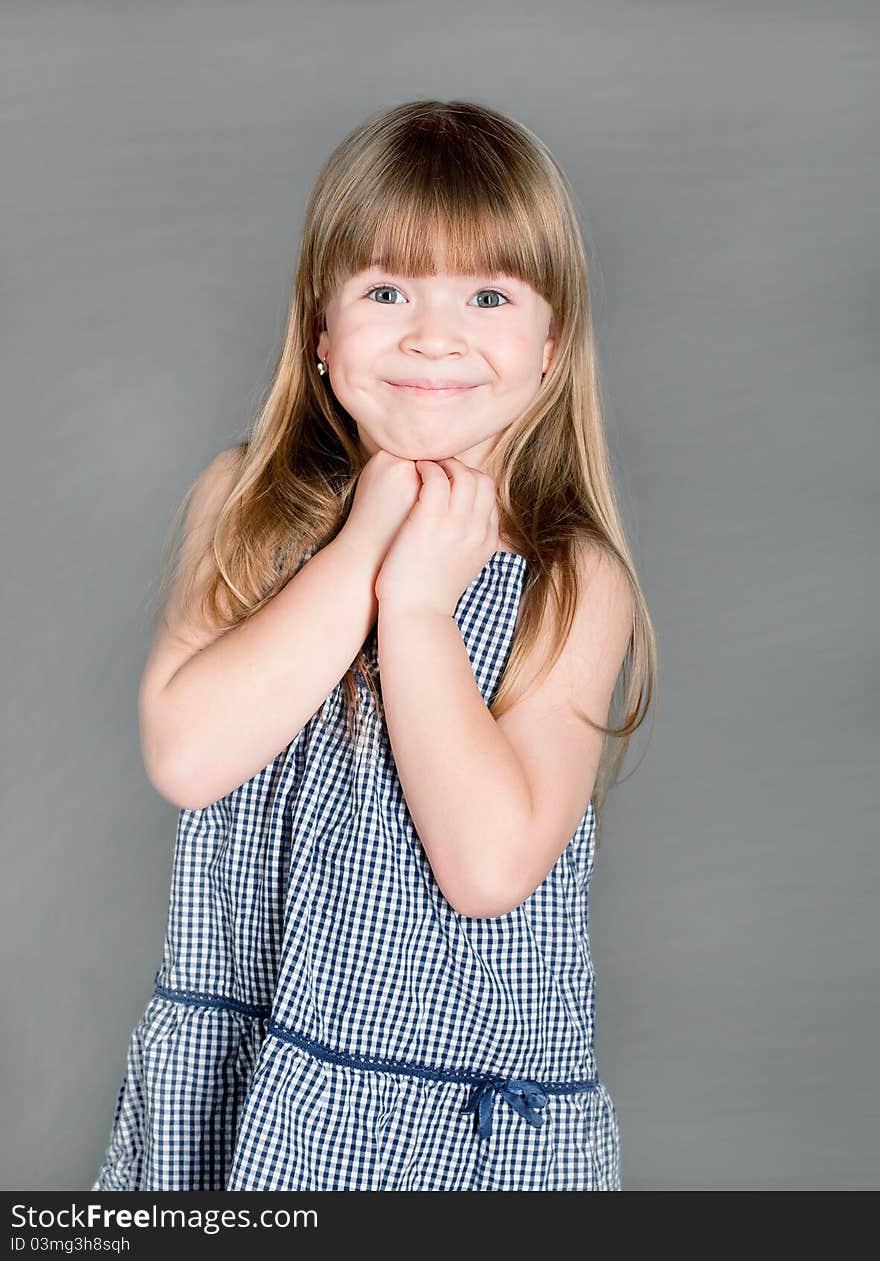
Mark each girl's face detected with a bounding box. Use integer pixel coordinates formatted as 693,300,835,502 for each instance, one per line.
316,263,557,470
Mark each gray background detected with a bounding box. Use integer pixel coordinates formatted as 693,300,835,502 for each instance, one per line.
2,0,877,1191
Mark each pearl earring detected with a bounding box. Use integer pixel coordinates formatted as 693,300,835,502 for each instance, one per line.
316,358,327,376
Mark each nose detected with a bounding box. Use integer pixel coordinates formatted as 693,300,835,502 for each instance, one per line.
399,302,468,358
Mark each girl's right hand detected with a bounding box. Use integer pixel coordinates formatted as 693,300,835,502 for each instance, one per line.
339,448,422,567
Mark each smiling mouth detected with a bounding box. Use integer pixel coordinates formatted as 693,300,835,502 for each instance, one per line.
386,382,481,397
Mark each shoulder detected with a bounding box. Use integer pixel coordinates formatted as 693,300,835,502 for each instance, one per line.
212,441,248,477
499,536,634,733
557,539,634,725
518,538,633,704
155,443,248,640
567,538,634,675
183,443,247,521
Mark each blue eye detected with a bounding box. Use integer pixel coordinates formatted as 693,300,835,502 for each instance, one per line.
365,283,510,307
365,284,406,304
471,290,509,308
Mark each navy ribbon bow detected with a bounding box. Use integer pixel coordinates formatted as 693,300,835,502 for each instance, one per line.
462,1078,550,1139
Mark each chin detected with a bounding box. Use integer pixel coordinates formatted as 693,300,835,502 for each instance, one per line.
381,438,454,462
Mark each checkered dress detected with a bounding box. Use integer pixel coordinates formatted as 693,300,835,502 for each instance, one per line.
92,549,621,1191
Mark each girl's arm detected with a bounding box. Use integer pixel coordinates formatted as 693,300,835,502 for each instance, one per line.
377,544,633,919
140,451,378,812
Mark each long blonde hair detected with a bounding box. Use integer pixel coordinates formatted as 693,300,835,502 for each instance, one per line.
154,99,658,847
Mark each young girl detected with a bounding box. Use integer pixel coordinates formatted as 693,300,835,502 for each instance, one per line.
92,99,656,1193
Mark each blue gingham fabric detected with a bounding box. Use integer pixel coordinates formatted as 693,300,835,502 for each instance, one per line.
92,548,621,1191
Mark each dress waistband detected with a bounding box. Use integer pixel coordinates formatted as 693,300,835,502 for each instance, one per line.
151,980,600,1139
265,1019,600,1140
153,981,271,1019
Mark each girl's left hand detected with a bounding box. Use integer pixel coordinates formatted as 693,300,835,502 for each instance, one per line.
375,457,499,616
